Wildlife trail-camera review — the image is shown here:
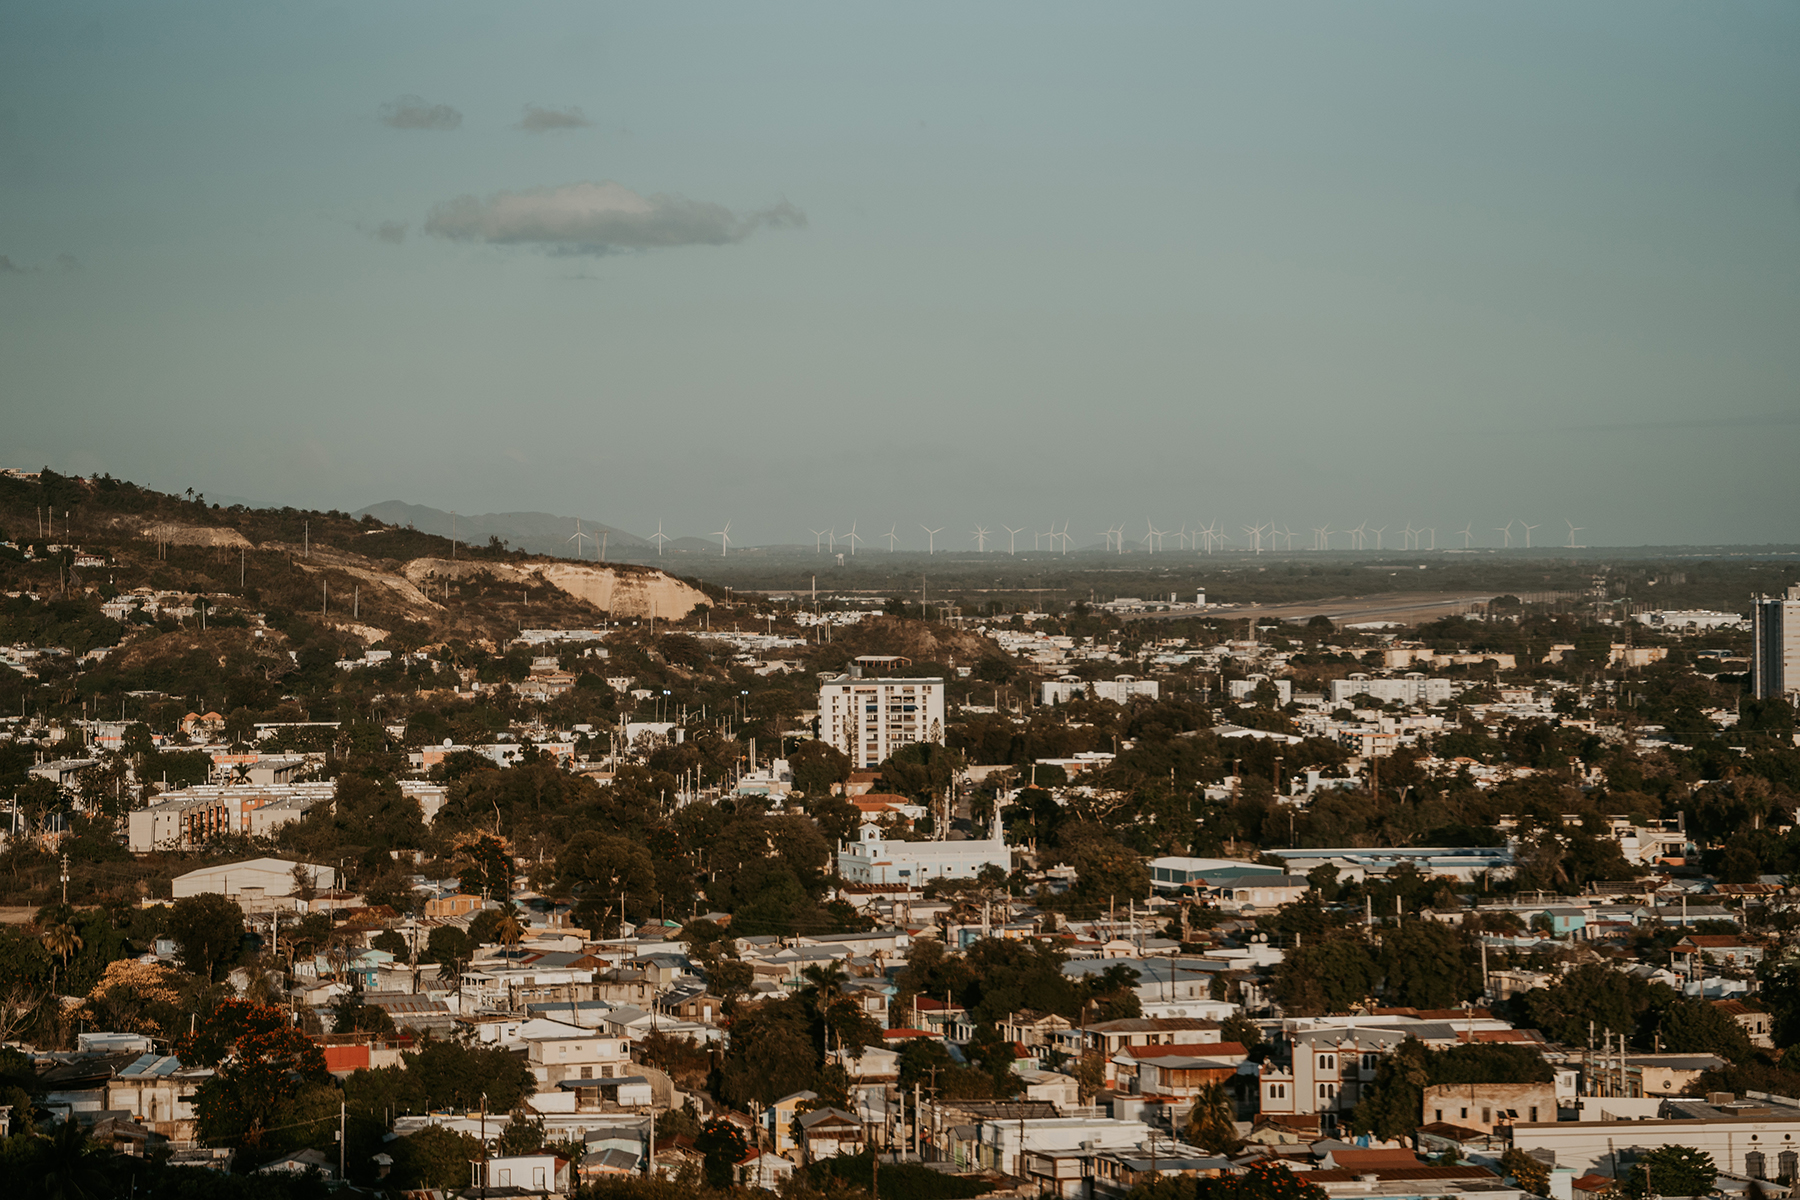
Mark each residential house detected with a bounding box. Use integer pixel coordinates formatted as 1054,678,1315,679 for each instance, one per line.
1421,1081,1557,1133
1257,1026,1414,1131
797,1108,864,1164
1674,936,1763,970
526,1033,634,1089
1715,1000,1774,1049
1118,1042,1249,1101
764,1091,818,1156
480,1153,571,1195
104,1054,210,1143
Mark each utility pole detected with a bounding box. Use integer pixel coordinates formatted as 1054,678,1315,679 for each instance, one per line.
61,852,69,905
339,1098,346,1182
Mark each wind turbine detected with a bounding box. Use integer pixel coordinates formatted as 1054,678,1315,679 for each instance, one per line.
921,525,943,555
1349,523,1367,551
1565,518,1584,548
650,521,670,555
1278,524,1296,551
1495,521,1514,548
1108,523,1125,553
1425,527,1436,550
714,520,733,557
1520,521,1540,549
1003,525,1023,555
1458,523,1475,548
972,526,990,552
844,521,862,555
808,528,828,554
1370,525,1388,551
884,524,899,552
1402,523,1417,551
1312,525,1331,551
567,519,591,559
1058,521,1073,554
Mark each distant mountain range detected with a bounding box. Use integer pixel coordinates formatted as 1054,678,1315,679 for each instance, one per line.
355,501,651,559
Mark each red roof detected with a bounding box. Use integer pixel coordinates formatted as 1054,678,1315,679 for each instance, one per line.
883,1028,939,1040
1309,1167,1496,1183
1325,1150,1426,1170
1680,935,1747,948
1120,1041,1248,1060
913,997,964,1012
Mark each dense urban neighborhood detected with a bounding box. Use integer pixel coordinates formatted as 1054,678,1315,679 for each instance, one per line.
2,471,1800,1200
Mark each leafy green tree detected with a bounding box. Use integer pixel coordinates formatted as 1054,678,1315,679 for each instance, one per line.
182,1002,328,1149
696,1116,750,1188
422,925,473,967
1656,995,1752,1063
789,739,852,798
393,1125,483,1191
1626,1146,1715,1199
456,833,514,902
1272,934,1379,1015
167,893,246,981
1350,1038,1430,1140
718,998,819,1107
1758,957,1800,1051
1500,1147,1551,1196
1379,921,1478,1009
1515,963,1658,1046
496,1112,546,1156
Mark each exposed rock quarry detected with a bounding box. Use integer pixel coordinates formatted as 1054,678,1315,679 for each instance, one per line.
401,558,708,620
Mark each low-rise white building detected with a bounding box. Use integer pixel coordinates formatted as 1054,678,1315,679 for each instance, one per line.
170,857,336,902
835,824,1010,887
1329,674,1453,707
1041,675,1162,706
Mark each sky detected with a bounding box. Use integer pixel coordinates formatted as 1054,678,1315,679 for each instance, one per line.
2,1,1797,549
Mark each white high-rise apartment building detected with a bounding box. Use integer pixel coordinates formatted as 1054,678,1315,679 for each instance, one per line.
1752,585,1800,702
818,671,945,768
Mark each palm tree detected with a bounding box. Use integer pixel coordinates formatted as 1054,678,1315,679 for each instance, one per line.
40,1117,110,1200
1186,1081,1241,1154
41,923,82,995
494,907,525,955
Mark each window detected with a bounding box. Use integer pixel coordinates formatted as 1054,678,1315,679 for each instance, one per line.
1781,1152,1798,1183
1362,1053,1377,1070
1482,1108,1491,1124
602,1065,614,1078
580,1066,592,1079
1529,1107,1538,1122
1747,1153,1767,1181
1460,1108,1469,1119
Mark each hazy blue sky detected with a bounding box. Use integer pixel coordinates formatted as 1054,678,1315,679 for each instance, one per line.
3,2,1797,548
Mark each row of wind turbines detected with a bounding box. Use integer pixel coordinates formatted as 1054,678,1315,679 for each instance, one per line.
564,516,1586,558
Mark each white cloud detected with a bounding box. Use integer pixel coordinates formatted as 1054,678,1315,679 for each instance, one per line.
423,181,805,255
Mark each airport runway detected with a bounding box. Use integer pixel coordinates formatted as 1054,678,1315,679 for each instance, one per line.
1125,590,1497,627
